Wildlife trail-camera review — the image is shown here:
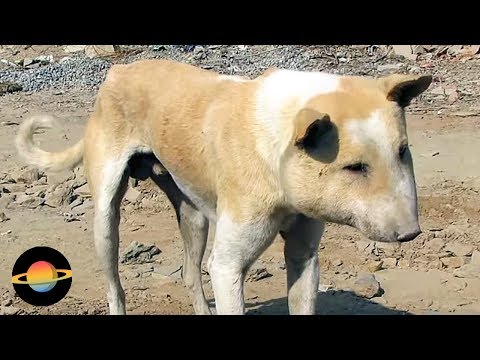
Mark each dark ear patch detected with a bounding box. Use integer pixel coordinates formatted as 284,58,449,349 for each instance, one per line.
294,110,331,147
381,74,432,107
295,116,332,148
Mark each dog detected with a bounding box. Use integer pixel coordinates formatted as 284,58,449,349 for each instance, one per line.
15,59,432,315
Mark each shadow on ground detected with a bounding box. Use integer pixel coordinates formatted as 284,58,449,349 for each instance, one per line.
244,290,409,315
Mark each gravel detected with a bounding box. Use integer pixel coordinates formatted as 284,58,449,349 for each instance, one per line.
0,56,111,92
0,45,417,94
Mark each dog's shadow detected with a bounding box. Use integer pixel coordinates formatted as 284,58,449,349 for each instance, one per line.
241,290,409,315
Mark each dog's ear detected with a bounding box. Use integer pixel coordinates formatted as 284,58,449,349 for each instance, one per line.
294,109,332,148
380,74,432,107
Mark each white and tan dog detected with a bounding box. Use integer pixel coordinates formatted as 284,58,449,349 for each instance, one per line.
15,59,432,315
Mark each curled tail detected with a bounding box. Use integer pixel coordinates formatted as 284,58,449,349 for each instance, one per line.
15,115,84,172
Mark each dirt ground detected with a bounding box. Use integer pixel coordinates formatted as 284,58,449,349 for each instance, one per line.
1,48,480,315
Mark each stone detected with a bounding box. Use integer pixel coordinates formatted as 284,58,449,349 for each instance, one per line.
120,241,161,264
0,194,15,209
377,63,403,73
352,274,382,299
424,238,445,252
367,260,383,272
391,45,417,60
440,256,465,269
1,298,12,306
74,183,90,197
15,195,44,209
0,306,20,315
453,263,480,278
471,250,480,266
124,187,142,204
382,257,397,268
356,239,374,254
333,259,343,266
44,185,74,208
445,242,474,257
0,212,9,222
246,267,272,282
48,171,75,186
69,197,84,210
3,183,26,193
153,265,182,280
64,45,87,53
85,45,116,58
374,241,401,257
13,168,40,184
25,185,48,197
397,259,411,268
72,200,94,216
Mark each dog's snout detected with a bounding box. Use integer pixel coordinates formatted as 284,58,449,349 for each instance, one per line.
397,228,421,243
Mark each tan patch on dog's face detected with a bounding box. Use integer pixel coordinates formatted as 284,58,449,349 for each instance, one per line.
283,77,424,242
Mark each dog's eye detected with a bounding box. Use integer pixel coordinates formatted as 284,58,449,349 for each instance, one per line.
343,163,368,174
399,144,408,159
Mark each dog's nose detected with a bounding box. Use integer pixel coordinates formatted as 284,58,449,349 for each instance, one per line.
397,229,421,242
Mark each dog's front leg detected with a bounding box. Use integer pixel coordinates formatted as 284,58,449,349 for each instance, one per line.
281,215,324,315
208,213,279,315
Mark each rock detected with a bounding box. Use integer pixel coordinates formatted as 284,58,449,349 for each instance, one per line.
72,176,87,189
13,168,40,184
424,238,445,252
44,185,74,208
427,259,443,270
23,57,33,67
445,242,474,257
440,256,465,269
15,195,44,209
35,55,53,64
471,250,480,266
1,298,12,306
153,265,182,280
63,212,80,222
356,239,374,254
367,260,383,272
453,263,480,278
397,259,410,268
71,200,94,216
0,194,15,209
382,257,398,268
32,177,47,186
69,197,84,210
25,185,48,197
124,187,142,204
64,45,87,53
391,45,417,60
246,267,272,282
85,45,116,58
74,183,91,197
0,306,20,315
377,63,403,73
0,212,9,222
3,183,26,193
120,241,161,264
48,171,75,186
277,260,286,270
374,241,401,257
140,197,155,209
333,259,343,266
352,274,382,299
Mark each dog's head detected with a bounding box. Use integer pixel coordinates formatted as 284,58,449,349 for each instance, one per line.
281,73,432,243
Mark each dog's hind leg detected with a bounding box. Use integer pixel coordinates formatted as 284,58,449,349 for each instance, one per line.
280,215,324,315
151,174,211,315
85,145,131,315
